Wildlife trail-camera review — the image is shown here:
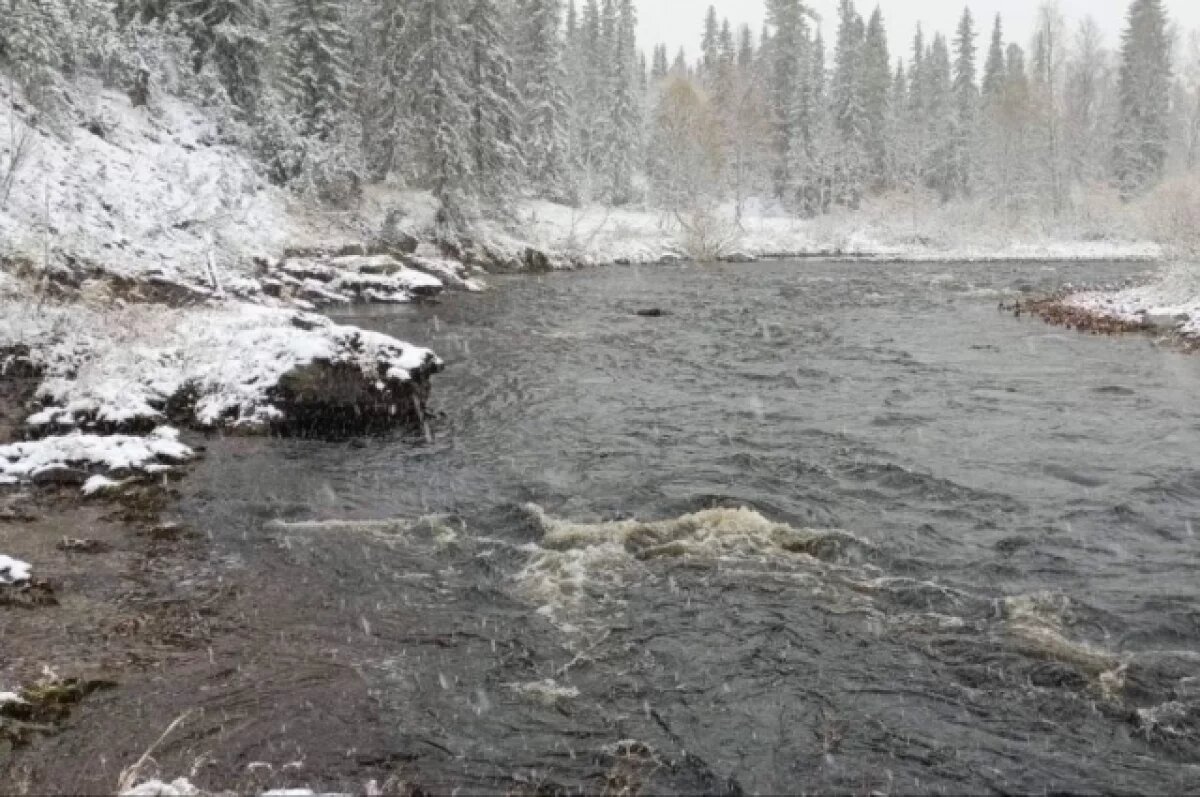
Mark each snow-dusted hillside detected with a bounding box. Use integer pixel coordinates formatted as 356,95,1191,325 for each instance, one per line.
0,78,297,287
0,79,446,466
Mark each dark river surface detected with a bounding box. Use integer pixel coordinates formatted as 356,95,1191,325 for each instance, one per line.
181,259,1200,794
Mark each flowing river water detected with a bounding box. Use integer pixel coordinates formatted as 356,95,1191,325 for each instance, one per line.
170,259,1200,793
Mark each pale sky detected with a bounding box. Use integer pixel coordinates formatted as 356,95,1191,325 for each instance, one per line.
637,0,1200,65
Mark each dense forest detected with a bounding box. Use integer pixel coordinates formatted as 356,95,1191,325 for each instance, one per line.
0,0,1196,232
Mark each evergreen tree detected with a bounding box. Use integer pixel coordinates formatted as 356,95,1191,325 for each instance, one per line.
952,7,978,195
861,7,891,188
277,0,353,141
465,0,524,205
184,0,269,113
397,0,471,220
1,0,67,102
602,0,640,203
517,0,574,201
831,0,866,143
1113,0,1172,195
737,24,755,71
360,0,407,179
652,43,669,79
576,0,603,190
701,5,720,78
765,0,812,200
719,19,735,72
981,14,1006,101
925,33,955,200
671,47,687,76
908,26,926,120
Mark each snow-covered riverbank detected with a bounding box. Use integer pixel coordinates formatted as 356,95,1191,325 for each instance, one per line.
1052,265,1200,343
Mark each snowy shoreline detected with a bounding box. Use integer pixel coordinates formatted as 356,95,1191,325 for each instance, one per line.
1037,269,1200,346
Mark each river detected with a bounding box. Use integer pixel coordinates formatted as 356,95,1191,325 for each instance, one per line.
178,258,1200,794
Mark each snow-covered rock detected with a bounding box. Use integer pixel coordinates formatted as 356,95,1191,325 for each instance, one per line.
82,474,129,496
0,301,441,434
406,256,486,292
0,429,193,487
267,254,444,307
0,555,32,584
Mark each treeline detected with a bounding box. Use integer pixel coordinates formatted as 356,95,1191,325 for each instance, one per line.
651,0,1199,221
1,0,1197,226
0,0,645,223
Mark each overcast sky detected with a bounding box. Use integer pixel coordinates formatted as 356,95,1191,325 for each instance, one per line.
637,0,1200,65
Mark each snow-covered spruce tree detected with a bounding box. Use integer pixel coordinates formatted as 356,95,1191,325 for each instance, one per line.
396,0,473,224
831,0,865,142
952,7,978,197
602,0,641,204
794,28,827,215
923,33,955,201
357,0,407,180
570,0,604,198
465,0,524,207
0,0,67,105
1113,0,1172,197
177,0,270,115
981,14,1006,102
564,0,586,180
718,19,735,71
701,5,720,79
737,24,755,71
764,0,813,203
276,0,353,142
515,0,574,202
830,0,868,205
888,58,911,189
671,46,688,77
861,8,891,191
651,43,669,79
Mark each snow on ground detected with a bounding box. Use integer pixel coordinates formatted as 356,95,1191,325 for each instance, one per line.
0,554,33,584
121,779,202,797
0,428,192,485
0,300,440,433
1064,262,1200,339
494,199,1162,266
0,78,297,289
0,74,1159,296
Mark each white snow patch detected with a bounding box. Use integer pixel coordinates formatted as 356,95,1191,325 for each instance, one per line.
121,779,202,797
0,428,192,484
507,679,582,704
82,474,127,496
407,256,486,292
0,555,33,584
0,691,26,706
